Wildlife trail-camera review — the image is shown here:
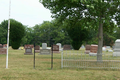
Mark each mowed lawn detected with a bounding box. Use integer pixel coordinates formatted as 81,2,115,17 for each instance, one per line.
0,48,120,80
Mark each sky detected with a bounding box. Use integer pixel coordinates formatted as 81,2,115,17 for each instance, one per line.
0,0,53,27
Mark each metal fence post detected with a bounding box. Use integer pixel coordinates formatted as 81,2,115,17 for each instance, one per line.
61,49,63,68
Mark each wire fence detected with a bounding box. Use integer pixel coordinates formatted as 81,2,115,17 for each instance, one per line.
61,50,120,70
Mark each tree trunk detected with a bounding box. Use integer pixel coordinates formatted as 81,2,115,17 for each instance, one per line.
97,17,103,62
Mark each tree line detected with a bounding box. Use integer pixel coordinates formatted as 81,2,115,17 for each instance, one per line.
0,18,120,49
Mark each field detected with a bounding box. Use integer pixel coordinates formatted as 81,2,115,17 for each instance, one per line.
0,48,120,80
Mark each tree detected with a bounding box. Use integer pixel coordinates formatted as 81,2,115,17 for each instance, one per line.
103,32,116,47
0,20,9,44
33,21,71,46
82,0,119,61
24,27,34,44
63,19,89,50
114,27,120,39
40,0,90,49
40,0,120,62
10,19,25,49
0,19,25,49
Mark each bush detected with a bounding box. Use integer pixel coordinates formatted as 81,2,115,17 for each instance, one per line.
10,19,25,49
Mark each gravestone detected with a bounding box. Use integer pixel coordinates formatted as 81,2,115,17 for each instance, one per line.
24,48,33,55
105,46,113,52
81,45,85,49
3,44,7,48
102,46,106,51
89,45,98,56
0,44,3,48
52,45,60,53
63,45,71,50
106,46,111,49
24,45,31,48
0,48,6,54
113,39,120,56
35,45,40,53
42,43,47,49
84,45,91,54
39,49,51,55
56,43,62,51
30,45,34,48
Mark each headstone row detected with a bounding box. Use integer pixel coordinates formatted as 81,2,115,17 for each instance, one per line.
24,43,64,55
24,43,74,55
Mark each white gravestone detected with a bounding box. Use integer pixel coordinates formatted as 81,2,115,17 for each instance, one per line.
102,47,106,51
56,43,62,51
81,45,85,48
113,39,120,56
42,43,47,49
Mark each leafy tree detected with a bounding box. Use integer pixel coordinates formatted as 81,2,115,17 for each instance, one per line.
0,19,25,49
10,19,25,49
63,19,89,50
114,27,120,39
33,21,71,46
40,0,120,62
83,0,119,61
103,32,116,47
40,0,90,49
85,28,98,45
20,25,29,45
25,27,34,44
0,20,8,44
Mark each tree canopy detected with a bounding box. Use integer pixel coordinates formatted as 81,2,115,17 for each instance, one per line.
0,19,25,49
40,0,120,61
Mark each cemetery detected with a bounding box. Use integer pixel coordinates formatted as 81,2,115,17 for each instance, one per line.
0,0,120,79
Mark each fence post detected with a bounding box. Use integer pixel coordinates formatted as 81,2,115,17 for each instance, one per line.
33,42,35,69
61,49,63,68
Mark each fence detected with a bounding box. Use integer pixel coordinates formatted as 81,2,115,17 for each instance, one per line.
61,49,120,69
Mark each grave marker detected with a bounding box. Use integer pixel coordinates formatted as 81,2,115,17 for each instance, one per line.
0,48,6,54
0,44,3,48
24,44,34,48
3,44,7,48
42,43,47,49
52,45,60,53
84,45,91,54
35,45,40,53
56,43,62,51
24,48,33,55
89,45,98,56
63,45,71,50
39,49,51,55
113,39,120,56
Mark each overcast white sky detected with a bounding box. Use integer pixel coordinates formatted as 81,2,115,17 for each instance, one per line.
0,0,53,27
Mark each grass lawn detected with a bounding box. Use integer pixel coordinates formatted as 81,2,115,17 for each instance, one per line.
0,48,120,80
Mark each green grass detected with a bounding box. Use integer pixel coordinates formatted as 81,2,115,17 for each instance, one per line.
0,48,120,80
